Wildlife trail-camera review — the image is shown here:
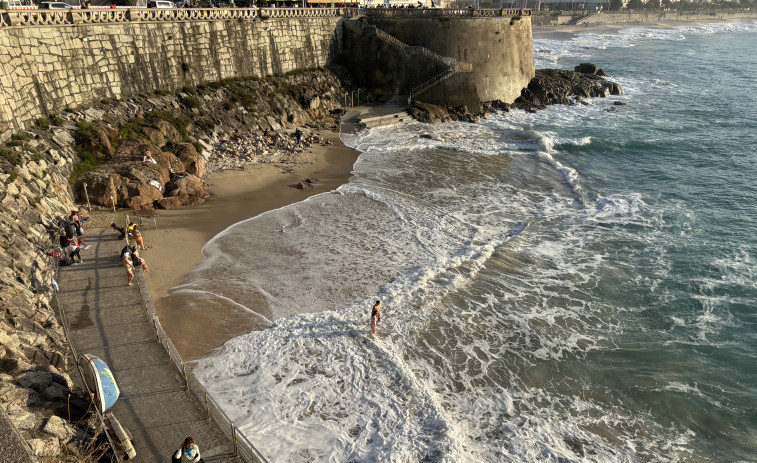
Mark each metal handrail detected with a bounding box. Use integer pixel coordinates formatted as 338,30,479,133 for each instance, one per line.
126,215,269,463
49,234,124,462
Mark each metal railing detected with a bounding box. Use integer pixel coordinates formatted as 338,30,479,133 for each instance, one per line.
0,6,341,28
48,233,125,462
124,214,269,463
364,7,531,18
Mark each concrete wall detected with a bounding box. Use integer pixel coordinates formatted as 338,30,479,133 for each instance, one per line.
0,16,342,137
366,14,535,104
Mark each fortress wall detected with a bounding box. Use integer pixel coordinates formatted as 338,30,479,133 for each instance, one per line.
0,16,341,137
366,14,535,104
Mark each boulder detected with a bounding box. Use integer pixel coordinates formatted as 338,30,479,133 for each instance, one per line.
43,382,69,401
163,143,204,177
155,196,185,209
16,370,52,393
125,195,155,210
574,63,606,76
165,175,209,200
75,124,113,159
28,437,61,458
514,68,623,110
42,416,76,441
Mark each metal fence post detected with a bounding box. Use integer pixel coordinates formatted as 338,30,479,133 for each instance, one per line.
83,182,91,211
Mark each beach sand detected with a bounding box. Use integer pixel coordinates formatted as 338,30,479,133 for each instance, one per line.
142,131,359,360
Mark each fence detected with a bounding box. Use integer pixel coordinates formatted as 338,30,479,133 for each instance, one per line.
0,6,341,28
124,214,269,463
365,7,531,18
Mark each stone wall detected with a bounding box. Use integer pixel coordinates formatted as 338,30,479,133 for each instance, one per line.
0,15,342,139
365,12,535,105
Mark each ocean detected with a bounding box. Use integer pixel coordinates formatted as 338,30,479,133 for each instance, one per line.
189,21,757,462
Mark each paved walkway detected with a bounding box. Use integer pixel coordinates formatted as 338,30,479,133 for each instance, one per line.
56,227,244,463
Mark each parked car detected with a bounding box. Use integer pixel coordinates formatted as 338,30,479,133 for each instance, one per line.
147,0,175,7
38,1,73,8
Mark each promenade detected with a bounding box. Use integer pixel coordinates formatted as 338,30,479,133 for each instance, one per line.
55,227,243,463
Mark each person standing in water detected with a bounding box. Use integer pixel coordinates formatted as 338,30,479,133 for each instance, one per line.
370,300,382,334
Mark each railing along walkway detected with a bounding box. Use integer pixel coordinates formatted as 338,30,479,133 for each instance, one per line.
55,228,257,463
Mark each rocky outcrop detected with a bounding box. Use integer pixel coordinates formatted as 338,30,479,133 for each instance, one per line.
514,64,624,111
0,127,91,459
408,102,481,125
68,68,347,210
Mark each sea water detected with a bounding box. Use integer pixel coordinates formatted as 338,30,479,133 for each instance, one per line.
189,22,757,462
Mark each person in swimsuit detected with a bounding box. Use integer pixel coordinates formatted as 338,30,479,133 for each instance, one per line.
370,300,381,334
122,250,135,286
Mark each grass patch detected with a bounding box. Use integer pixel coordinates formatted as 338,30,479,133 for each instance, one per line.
6,140,23,147
35,117,50,128
69,146,99,184
50,114,64,126
4,171,17,184
182,96,201,109
0,147,20,166
192,142,204,154
145,111,190,141
11,132,31,142
195,118,215,132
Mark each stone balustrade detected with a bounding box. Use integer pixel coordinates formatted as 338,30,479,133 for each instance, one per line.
364,7,531,18
0,6,341,28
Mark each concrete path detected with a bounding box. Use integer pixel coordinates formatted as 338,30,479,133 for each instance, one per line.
55,227,244,463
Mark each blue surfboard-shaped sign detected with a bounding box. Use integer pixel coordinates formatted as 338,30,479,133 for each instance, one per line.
82,354,120,413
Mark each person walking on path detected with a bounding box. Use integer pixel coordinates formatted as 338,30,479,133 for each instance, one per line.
127,222,146,251
370,300,382,334
173,437,204,463
121,248,135,286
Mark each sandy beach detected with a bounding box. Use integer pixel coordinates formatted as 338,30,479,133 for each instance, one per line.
141,130,359,360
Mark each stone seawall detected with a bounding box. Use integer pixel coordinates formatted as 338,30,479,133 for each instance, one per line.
0,15,342,139
365,12,535,105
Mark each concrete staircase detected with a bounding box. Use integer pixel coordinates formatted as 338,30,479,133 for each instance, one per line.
344,19,473,100
339,103,415,134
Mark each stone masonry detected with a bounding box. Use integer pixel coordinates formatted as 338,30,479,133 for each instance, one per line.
0,16,343,139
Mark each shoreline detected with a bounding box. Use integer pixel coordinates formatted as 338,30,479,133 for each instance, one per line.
142,14,752,362
143,130,360,360
533,14,757,39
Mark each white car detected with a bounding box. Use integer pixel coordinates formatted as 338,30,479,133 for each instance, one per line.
147,0,175,7
38,1,73,8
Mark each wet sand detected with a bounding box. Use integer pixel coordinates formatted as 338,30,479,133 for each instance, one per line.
142,131,359,360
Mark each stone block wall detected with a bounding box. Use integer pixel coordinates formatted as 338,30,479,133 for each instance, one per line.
0,16,342,139
367,14,535,105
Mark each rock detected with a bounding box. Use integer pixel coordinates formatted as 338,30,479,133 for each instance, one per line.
296,182,308,190
48,365,72,389
0,381,42,407
164,143,204,177
28,437,60,458
42,382,69,402
124,195,155,210
155,196,185,209
574,63,605,76
514,68,622,110
42,416,75,441
75,123,113,159
165,175,209,200
6,405,40,431
16,371,52,393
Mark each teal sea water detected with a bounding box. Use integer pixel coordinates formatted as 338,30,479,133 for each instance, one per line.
190,22,757,462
